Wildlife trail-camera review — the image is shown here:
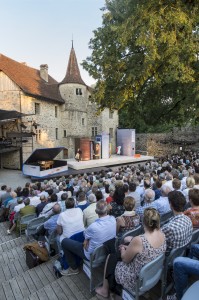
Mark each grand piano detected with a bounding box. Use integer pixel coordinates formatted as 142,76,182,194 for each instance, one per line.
23,147,68,179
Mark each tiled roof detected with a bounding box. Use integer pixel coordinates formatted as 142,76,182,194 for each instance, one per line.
60,47,86,86
0,54,64,104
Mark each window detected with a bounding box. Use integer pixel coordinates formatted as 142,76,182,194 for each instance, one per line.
63,130,66,138
109,110,114,119
109,128,113,138
35,103,40,115
82,118,85,126
55,128,58,140
92,127,98,137
76,88,82,95
36,129,41,141
55,106,58,118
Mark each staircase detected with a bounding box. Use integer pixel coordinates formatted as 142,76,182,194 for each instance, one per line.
0,222,98,300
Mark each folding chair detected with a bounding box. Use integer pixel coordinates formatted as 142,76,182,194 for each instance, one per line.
25,216,46,241
181,280,199,300
122,253,165,300
119,226,143,245
190,228,199,245
160,210,173,226
83,244,108,292
161,243,189,298
45,229,58,255
19,213,37,236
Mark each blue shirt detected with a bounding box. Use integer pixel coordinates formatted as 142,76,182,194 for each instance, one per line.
136,202,157,216
154,196,171,215
44,214,60,234
84,215,116,260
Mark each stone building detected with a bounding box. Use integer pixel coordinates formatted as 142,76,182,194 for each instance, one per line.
0,45,118,169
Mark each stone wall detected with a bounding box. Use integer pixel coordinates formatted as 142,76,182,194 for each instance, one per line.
0,72,119,168
136,127,199,157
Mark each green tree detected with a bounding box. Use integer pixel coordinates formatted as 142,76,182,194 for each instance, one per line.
82,0,199,132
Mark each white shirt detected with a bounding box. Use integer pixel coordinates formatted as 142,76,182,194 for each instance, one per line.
29,196,41,207
14,203,25,213
83,203,98,227
57,207,84,243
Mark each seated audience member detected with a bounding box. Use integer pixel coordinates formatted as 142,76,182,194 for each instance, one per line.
19,197,36,216
56,185,65,201
29,190,41,207
95,190,104,202
184,189,199,229
76,191,89,211
106,185,115,204
0,185,7,202
57,197,85,246
38,186,49,198
172,178,182,192
0,186,12,203
43,203,61,235
58,192,68,212
128,182,141,209
153,179,162,200
136,189,156,216
1,191,17,221
95,207,166,298
193,173,199,189
60,200,116,276
7,197,36,234
13,196,25,213
162,173,173,190
154,185,171,215
181,169,189,190
162,191,193,252
168,244,199,300
83,193,98,228
36,195,47,217
183,176,195,203
108,186,125,218
116,196,140,237
39,193,58,217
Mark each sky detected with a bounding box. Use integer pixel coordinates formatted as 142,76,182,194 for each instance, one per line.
0,0,105,86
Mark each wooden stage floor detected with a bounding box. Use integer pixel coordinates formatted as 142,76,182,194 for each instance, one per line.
66,155,154,171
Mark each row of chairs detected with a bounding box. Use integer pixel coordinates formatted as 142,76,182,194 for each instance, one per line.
83,226,199,299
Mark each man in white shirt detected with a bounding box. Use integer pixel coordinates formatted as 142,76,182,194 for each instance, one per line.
57,197,84,244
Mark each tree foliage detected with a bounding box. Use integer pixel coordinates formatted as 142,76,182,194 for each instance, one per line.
82,0,199,132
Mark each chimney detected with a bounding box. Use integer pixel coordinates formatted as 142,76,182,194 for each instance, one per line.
40,64,48,82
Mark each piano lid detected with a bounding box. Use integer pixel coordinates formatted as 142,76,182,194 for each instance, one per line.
24,147,66,164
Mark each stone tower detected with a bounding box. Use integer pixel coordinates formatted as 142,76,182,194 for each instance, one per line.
59,43,91,157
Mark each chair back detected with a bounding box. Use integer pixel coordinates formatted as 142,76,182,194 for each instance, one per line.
122,253,165,300
137,253,165,295
181,280,199,300
20,213,37,225
165,243,188,268
190,228,199,245
26,216,46,236
120,225,142,245
90,244,108,268
45,229,57,245
160,211,173,226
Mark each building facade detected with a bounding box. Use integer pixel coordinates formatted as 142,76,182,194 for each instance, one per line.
0,46,118,169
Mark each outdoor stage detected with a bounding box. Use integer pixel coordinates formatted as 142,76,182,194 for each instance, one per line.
66,154,154,171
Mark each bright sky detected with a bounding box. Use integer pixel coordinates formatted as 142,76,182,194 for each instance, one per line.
0,0,105,86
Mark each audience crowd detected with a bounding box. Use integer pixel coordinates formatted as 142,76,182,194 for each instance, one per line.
0,150,199,299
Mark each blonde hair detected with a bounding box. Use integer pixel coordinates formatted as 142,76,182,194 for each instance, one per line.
143,208,160,232
186,176,195,188
123,196,135,211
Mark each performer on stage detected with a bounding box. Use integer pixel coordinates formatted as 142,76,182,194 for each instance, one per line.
75,148,82,162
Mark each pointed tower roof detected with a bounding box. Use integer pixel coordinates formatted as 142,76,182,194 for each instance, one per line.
60,44,86,86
